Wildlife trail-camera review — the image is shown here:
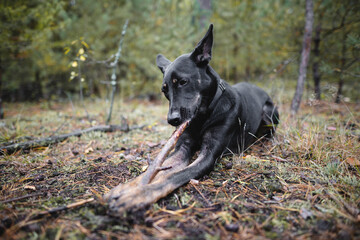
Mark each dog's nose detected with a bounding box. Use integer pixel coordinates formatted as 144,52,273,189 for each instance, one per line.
168,111,181,126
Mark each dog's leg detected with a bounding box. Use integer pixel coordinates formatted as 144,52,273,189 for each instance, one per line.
256,100,279,138
106,146,193,212
105,130,196,209
104,122,193,201
107,129,227,213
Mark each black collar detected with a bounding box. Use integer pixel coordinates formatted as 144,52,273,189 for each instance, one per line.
208,79,226,110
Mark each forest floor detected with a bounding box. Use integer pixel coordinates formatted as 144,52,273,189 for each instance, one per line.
0,96,359,239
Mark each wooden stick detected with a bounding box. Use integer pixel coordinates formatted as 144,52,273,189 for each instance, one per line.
37,198,95,216
0,124,144,155
140,120,189,185
0,192,44,204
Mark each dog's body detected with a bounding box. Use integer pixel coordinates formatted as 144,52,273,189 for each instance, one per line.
156,24,279,180
107,24,279,212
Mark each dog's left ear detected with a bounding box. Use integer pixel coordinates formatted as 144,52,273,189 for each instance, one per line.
191,24,213,66
156,54,172,74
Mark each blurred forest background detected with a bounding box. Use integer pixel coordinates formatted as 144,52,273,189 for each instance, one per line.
1,0,359,105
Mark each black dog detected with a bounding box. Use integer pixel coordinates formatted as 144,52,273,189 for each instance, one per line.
156,24,279,178
106,24,279,212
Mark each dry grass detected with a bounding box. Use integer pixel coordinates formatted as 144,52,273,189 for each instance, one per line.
0,94,359,239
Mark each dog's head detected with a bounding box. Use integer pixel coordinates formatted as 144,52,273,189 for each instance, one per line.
156,24,215,126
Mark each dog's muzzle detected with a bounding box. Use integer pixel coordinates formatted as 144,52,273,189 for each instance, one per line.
168,111,181,126
168,107,191,127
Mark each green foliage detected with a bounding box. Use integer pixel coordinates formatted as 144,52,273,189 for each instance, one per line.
0,0,359,101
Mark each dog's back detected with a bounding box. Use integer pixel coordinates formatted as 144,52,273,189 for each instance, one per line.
226,82,279,153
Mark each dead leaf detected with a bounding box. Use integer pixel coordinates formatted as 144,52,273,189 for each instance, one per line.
124,154,135,161
327,126,337,131
146,142,160,148
24,185,36,191
84,147,94,154
346,157,360,167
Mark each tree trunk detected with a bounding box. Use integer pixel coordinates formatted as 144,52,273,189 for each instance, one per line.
0,61,3,119
335,29,347,103
312,22,321,100
291,0,314,115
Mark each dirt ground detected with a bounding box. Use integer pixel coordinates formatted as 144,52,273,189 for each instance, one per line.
1,98,359,239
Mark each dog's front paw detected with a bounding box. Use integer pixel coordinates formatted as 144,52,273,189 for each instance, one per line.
107,185,154,214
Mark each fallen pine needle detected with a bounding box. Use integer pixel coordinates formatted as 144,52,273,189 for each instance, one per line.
37,198,95,216
160,202,196,216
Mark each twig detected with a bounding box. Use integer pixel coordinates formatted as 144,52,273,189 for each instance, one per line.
0,192,44,204
50,121,69,137
156,166,173,171
0,124,144,155
106,19,129,125
37,198,95,216
78,59,91,124
64,91,76,119
86,54,116,66
190,180,211,206
140,120,189,185
271,155,288,162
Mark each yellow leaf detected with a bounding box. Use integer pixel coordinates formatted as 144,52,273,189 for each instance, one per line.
64,47,70,55
72,61,78,67
81,41,89,49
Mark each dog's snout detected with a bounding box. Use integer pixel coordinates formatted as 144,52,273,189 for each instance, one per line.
168,111,181,126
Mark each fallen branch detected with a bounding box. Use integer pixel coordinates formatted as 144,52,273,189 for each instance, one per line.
140,120,189,185
0,192,45,204
0,124,143,155
104,120,190,212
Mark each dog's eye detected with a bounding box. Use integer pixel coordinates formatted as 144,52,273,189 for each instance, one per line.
179,79,188,86
161,83,168,93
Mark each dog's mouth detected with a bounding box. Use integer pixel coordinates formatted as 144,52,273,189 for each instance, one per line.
168,107,196,127
178,105,199,126
180,107,191,121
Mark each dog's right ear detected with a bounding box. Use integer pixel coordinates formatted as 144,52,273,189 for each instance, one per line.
191,24,213,66
156,54,171,74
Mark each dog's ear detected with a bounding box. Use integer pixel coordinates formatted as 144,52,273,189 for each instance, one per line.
191,24,213,66
156,54,171,74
